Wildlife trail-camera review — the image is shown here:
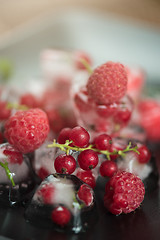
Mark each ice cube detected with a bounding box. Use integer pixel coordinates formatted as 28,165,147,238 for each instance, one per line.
25,173,97,233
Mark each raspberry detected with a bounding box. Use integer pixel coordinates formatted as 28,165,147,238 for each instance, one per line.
4,108,49,153
87,62,128,104
104,171,145,215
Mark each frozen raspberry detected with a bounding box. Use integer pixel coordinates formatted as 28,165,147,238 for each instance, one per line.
4,108,49,153
104,171,145,215
87,62,128,105
37,183,55,205
77,184,94,206
0,101,11,120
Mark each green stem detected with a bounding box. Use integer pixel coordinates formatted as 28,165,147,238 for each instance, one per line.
7,102,29,111
0,161,15,187
79,59,93,74
48,140,139,160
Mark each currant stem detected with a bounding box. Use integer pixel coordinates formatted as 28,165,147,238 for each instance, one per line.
7,102,29,111
48,140,139,160
79,58,93,74
0,161,15,187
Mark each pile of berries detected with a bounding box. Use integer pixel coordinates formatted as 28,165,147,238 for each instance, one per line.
0,53,157,231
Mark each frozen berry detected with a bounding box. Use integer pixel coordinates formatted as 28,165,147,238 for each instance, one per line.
37,183,55,205
94,134,112,151
78,150,98,170
37,167,50,180
77,184,93,206
51,206,71,226
54,154,76,174
57,127,72,144
2,143,23,164
100,160,117,178
20,93,40,108
69,126,90,147
45,108,64,134
0,101,11,120
137,145,151,164
73,50,92,70
76,169,96,188
104,171,145,215
87,61,128,104
4,108,49,153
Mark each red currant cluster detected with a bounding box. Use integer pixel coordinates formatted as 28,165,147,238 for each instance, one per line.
48,126,150,189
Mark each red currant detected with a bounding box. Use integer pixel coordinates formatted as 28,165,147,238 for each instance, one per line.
73,51,92,70
100,160,117,177
78,150,98,170
94,134,112,151
114,108,131,123
77,184,93,206
37,167,50,180
20,93,40,108
54,154,76,174
95,102,117,118
37,183,55,205
137,145,151,164
51,206,71,226
76,169,96,188
69,126,90,147
3,145,23,164
57,127,72,144
0,101,11,120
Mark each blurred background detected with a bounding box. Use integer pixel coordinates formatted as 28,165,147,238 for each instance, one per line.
0,0,160,84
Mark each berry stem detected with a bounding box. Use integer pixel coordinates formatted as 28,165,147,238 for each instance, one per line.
7,102,29,111
0,161,15,187
79,58,93,74
48,140,139,160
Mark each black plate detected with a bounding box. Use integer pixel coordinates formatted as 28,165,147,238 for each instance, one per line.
0,150,160,240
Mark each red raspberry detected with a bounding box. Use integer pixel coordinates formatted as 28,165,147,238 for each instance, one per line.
104,171,145,215
4,108,49,153
77,184,94,206
87,62,128,105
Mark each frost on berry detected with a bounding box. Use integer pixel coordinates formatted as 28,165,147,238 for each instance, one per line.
4,108,50,153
